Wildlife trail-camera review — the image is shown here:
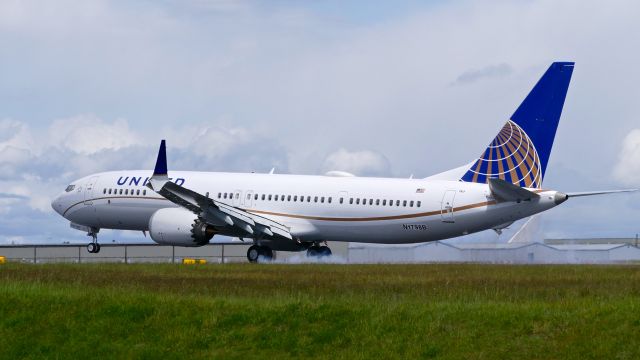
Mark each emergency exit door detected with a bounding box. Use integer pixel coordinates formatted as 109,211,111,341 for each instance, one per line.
441,190,456,223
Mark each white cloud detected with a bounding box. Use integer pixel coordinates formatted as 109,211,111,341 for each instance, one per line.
49,115,140,155
452,63,513,85
614,129,640,185
323,148,391,176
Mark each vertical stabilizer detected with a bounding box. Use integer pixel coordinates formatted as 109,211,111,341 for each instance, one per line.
460,62,574,188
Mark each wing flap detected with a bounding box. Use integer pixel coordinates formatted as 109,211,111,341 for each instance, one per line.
156,180,293,240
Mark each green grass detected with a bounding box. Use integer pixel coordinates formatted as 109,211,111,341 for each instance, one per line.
1,263,640,359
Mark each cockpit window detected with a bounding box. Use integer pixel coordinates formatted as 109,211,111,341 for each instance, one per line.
65,185,75,192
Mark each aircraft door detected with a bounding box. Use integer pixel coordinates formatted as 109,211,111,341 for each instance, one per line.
441,190,456,223
84,176,99,205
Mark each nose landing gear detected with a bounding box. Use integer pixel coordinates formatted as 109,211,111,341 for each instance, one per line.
86,228,101,254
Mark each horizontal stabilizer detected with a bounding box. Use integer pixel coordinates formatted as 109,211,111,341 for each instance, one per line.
488,178,540,202
567,189,638,198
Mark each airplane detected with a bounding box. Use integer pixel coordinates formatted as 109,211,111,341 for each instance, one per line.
51,62,636,262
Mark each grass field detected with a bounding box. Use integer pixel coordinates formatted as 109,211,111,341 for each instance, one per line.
1,263,640,359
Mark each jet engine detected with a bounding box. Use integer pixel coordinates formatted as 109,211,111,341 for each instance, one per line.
148,208,216,246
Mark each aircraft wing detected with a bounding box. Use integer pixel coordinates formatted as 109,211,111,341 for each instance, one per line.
146,141,292,241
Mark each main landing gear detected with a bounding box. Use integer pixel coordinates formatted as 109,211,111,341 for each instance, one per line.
306,244,332,258
87,228,101,254
247,245,274,263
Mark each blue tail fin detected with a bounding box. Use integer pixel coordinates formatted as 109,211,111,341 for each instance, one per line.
461,62,574,188
153,140,168,176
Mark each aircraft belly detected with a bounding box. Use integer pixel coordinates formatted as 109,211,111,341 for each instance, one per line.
96,202,169,230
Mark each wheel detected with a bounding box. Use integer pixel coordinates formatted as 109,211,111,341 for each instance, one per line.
247,245,260,263
318,246,332,257
307,245,332,258
87,243,97,253
95,243,101,253
259,246,274,262
306,246,320,258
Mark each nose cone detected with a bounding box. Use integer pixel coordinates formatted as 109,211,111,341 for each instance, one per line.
554,191,569,205
51,193,65,216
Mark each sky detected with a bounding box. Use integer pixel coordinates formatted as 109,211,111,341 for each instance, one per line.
1,0,639,244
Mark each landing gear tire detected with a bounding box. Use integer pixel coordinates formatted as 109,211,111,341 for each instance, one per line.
259,247,274,261
86,228,100,254
318,246,332,257
247,245,260,263
247,245,273,263
87,242,100,254
307,245,332,258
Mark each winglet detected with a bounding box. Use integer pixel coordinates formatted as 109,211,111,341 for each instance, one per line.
148,140,169,192
153,140,168,176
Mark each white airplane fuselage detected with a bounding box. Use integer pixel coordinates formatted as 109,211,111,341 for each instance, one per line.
52,170,563,245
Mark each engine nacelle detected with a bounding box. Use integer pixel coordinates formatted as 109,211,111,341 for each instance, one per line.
148,208,216,247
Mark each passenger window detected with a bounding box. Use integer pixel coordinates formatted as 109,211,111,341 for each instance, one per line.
137,189,140,195
382,200,386,206
340,197,344,204
363,198,366,205
307,196,311,202
417,201,421,207
143,190,146,196
223,193,227,199
356,198,360,205
287,195,291,201
103,188,106,194
376,199,380,205
254,194,258,200
396,200,400,206
389,199,393,206
217,193,221,199
262,194,266,200
294,195,298,201
349,198,353,204
268,195,272,201
281,195,285,201
321,197,325,203
314,196,318,203
125,189,129,195
328,197,332,204
369,199,373,205
275,195,279,201
410,201,414,207
403,200,407,207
